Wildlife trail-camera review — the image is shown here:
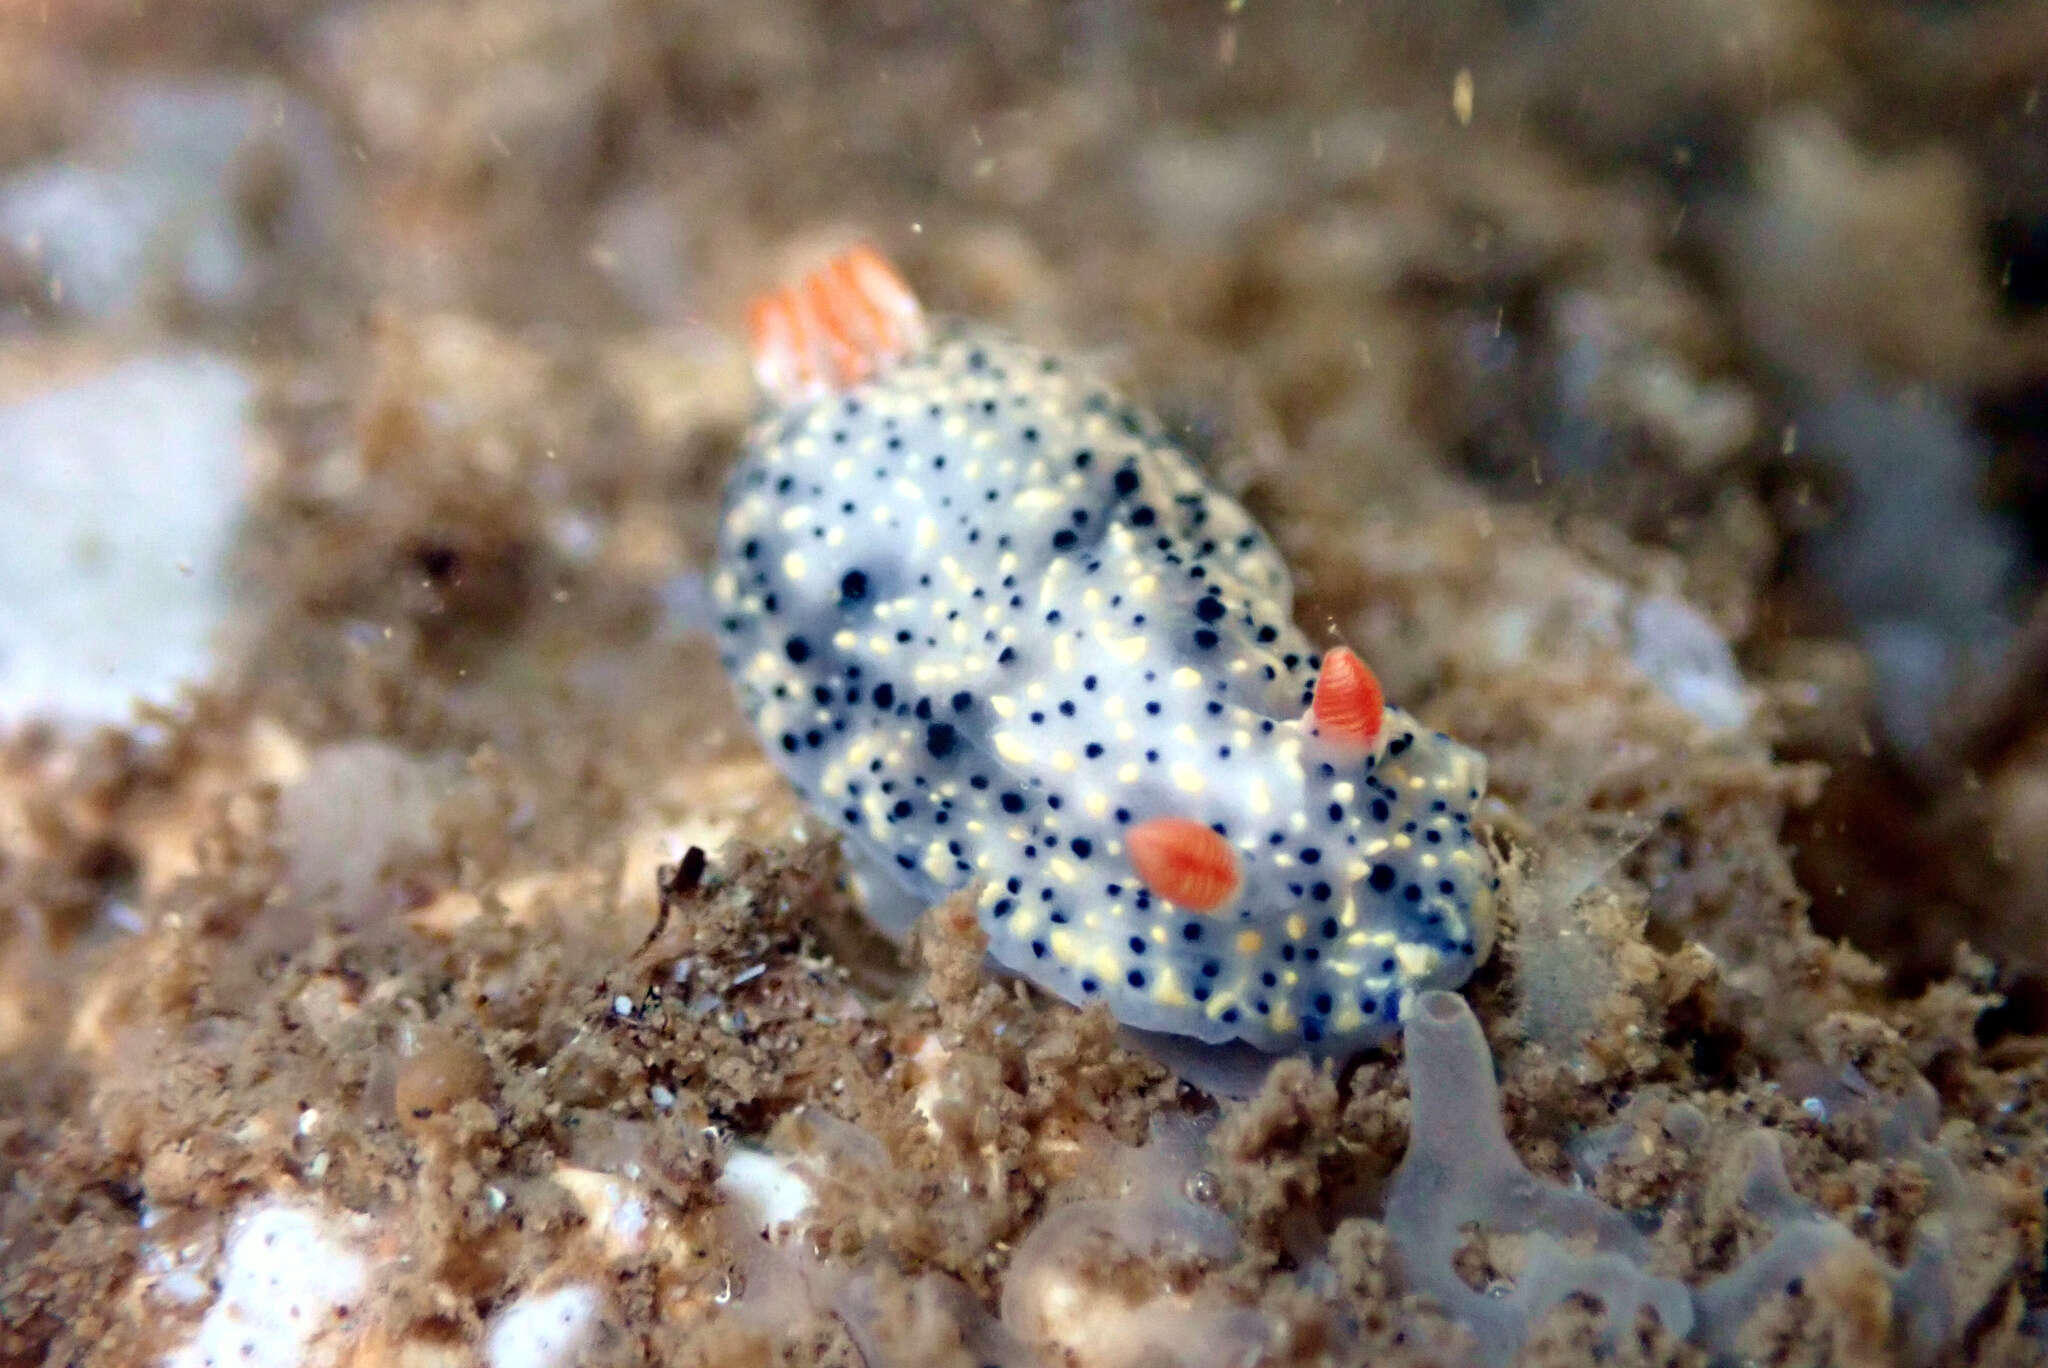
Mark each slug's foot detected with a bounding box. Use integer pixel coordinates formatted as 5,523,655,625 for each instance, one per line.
841,837,938,943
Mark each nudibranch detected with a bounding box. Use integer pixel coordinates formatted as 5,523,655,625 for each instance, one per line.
712,246,1496,1056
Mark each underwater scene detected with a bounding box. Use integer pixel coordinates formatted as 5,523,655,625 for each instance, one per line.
1,3,2046,1364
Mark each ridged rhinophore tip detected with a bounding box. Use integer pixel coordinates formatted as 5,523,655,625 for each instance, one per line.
1127,817,1242,912
1309,646,1385,752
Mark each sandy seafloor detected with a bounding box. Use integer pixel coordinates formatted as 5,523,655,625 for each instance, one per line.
4,2,2048,1365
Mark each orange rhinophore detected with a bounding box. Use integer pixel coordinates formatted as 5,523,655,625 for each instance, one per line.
1127,817,1241,912
1310,647,1385,751
747,244,929,405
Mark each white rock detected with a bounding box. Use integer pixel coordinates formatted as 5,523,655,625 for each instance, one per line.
0,80,339,319
164,1202,370,1368
0,81,339,321
485,1284,602,1368
552,1166,653,1257
717,1149,815,1237
1629,594,1753,733
0,354,250,728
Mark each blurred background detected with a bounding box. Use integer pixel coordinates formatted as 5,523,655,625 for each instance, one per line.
0,0,2043,1022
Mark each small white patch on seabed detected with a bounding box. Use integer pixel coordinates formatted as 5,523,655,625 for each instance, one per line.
485,1284,602,1368
717,1148,816,1236
1629,593,1754,733
163,1201,369,1368
0,353,250,729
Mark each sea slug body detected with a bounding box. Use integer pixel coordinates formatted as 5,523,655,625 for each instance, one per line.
712,245,1497,1056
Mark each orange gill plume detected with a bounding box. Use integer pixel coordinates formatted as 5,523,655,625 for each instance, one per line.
746,244,929,405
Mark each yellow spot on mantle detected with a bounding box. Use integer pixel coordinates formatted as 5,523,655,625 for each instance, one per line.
1396,944,1439,979
1150,969,1191,1009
